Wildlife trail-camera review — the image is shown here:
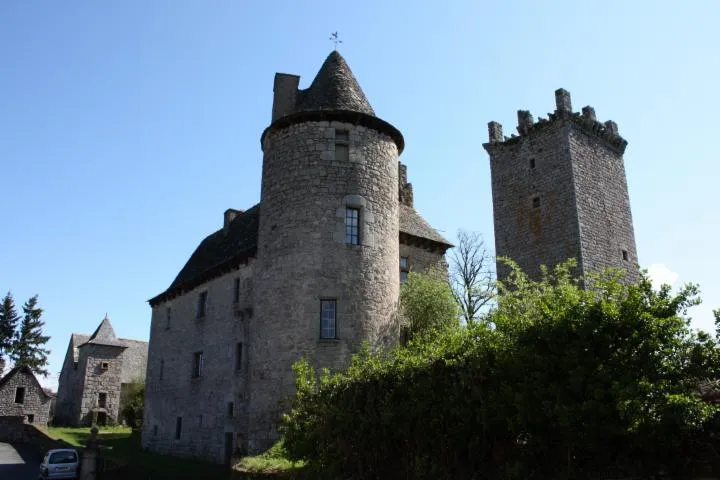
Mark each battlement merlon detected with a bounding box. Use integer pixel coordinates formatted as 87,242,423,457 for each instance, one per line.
483,88,628,155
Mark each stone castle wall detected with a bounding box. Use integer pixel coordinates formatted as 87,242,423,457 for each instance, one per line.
78,344,124,425
250,119,400,452
142,261,254,463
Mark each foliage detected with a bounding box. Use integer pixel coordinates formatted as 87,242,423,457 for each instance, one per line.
121,379,145,428
10,294,50,376
399,268,458,340
449,230,495,324
236,440,307,474
281,260,720,479
0,292,20,374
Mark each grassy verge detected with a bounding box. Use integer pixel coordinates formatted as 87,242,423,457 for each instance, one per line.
235,441,307,477
46,426,227,479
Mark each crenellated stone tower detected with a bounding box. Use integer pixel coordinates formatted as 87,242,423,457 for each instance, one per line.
249,51,405,451
483,89,638,283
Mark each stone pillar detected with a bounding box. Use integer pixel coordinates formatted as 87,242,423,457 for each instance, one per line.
81,426,98,480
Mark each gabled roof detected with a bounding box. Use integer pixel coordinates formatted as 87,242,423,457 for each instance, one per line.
0,365,52,399
70,334,90,362
149,202,452,306
294,51,375,116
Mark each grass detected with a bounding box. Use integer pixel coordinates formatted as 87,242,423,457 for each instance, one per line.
235,441,307,476
45,426,228,479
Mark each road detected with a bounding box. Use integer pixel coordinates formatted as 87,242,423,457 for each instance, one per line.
0,442,41,480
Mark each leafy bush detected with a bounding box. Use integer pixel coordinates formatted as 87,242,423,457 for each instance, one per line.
281,261,720,479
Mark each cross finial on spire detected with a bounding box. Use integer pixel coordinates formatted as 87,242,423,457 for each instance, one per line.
329,32,342,50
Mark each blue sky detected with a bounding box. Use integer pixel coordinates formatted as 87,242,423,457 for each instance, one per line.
1,1,718,389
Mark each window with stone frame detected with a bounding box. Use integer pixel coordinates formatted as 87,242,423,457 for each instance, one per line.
345,207,360,245
197,291,208,319
27,414,34,424
14,387,25,404
192,351,204,378
400,256,410,283
335,129,349,162
320,299,337,339
98,392,107,408
175,417,182,439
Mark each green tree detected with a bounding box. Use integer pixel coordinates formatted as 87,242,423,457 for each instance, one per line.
400,268,458,340
0,292,21,374
121,379,145,428
11,295,50,376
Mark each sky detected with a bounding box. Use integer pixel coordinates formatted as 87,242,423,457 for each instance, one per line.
1,1,718,390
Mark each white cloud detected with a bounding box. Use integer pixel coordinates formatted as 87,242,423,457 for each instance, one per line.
646,263,679,290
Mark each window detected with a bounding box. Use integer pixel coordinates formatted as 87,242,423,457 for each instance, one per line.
320,300,337,339
400,256,410,283
192,351,203,378
345,208,360,245
530,158,536,169
622,249,629,261
153,425,158,436
233,278,240,304
532,196,540,208
73,362,78,371
98,392,107,408
160,359,164,381
14,387,25,404
335,129,349,162
101,362,109,370
27,414,34,424
227,401,234,418
235,342,243,372
197,291,208,319
166,307,172,329
175,417,182,439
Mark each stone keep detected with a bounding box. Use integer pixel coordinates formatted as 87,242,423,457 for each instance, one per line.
142,51,452,463
483,89,638,283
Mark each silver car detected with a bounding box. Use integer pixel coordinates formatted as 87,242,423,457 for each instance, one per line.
38,448,80,479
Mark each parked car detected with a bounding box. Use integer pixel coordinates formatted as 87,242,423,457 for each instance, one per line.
38,448,79,479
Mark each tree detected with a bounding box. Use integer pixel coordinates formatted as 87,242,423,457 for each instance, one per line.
11,295,50,376
121,379,145,428
0,292,20,374
399,268,458,340
449,230,495,324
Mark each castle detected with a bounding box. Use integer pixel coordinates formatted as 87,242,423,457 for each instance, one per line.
142,52,638,464
142,51,452,462
55,316,148,426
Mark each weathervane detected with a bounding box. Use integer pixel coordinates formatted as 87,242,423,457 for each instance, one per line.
329,32,342,50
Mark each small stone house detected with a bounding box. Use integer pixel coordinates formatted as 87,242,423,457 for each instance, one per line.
54,316,148,426
0,365,52,425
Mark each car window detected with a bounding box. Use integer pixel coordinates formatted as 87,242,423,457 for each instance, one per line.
49,451,77,464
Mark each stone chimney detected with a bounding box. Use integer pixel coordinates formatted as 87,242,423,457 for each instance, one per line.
224,209,243,234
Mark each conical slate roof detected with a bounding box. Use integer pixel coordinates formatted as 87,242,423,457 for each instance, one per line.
81,315,127,348
294,51,375,116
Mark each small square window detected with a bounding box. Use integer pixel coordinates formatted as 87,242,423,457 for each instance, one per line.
345,208,360,245
175,417,182,439
227,401,234,418
622,250,629,261
101,362,109,370
15,387,25,404
320,299,337,339
165,307,172,329
27,414,34,424
192,351,203,378
532,197,540,208
197,291,208,319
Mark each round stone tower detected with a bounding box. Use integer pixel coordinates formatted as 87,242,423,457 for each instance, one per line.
248,51,404,452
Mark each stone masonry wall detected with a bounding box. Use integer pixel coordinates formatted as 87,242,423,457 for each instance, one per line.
250,120,400,452
0,370,51,425
78,344,125,425
400,244,447,275
54,338,80,425
569,126,638,282
486,121,581,281
142,261,254,464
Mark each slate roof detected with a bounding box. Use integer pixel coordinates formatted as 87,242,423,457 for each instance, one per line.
293,51,375,116
70,334,90,362
79,316,127,348
0,365,52,399
149,202,452,305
